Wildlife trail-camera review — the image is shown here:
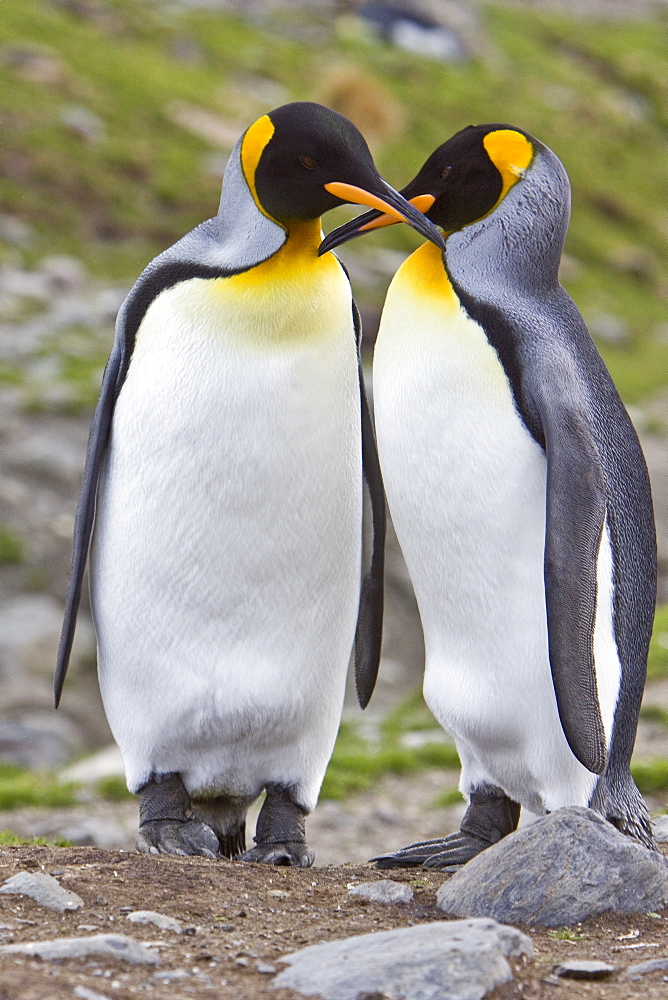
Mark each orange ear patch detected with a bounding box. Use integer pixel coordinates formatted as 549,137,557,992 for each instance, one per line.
241,115,276,218
482,130,533,203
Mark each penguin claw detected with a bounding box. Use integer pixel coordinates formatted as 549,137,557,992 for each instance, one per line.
371,832,490,870
239,841,315,868
136,819,220,859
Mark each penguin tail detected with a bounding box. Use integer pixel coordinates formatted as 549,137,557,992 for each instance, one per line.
590,769,656,851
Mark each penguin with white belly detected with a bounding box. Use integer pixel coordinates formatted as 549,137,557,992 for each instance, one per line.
55,102,447,865
320,123,657,866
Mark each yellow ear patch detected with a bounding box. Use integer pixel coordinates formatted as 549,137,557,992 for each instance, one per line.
483,129,533,203
241,114,276,219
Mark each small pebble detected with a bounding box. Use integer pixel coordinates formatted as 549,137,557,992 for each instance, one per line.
625,957,668,980
256,961,277,974
74,987,112,1000
348,880,414,905
555,959,615,980
126,910,182,934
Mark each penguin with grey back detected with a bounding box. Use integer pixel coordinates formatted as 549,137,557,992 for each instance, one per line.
321,123,657,866
56,102,446,865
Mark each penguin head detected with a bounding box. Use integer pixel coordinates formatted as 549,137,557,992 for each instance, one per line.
237,102,446,249
319,123,556,253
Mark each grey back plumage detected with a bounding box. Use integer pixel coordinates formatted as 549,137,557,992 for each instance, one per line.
445,142,656,829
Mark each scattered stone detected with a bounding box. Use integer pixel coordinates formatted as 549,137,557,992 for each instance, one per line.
74,986,112,1000
152,969,190,982
61,104,105,144
651,815,668,842
348,880,414,904
274,918,532,1000
587,310,629,345
255,961,276,974
0,933,160,965
60,818,130,851
0,871,83,912
126,911,182,934
625,957,668,980
436,808,668,927
40,255,87,294
555,959,615,979
61,744,125,784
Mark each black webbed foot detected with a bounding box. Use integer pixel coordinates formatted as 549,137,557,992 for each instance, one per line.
136,772,219,858
371,784,520,870
136,819,219,858
240,783,314,868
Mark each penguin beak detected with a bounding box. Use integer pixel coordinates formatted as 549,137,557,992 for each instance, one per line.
319,193,437,255
319,184,443,256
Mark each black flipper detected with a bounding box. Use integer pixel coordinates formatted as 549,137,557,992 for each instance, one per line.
534,382,607,775
353,300,386,709
54,339,123,707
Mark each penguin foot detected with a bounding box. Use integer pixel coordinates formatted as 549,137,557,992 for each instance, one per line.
136,771,219,858
240,782,314,867
371,831,490,870
371,784,520,870
136,819,220,858
240,841,315,867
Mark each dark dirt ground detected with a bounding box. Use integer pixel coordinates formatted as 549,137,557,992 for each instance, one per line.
0,845,668,1000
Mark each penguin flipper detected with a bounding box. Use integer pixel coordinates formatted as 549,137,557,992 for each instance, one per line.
353,302,386,709
54,338,124,707
538,385,608,775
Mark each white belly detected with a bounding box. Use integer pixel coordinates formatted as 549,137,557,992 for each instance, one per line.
91,272,362,808
373,258,603,813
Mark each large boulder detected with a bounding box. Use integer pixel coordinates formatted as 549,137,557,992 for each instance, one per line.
273,917,533,1000
437,806,668,927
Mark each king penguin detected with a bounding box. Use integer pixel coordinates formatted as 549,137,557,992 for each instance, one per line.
55,102,446,865
320,123,657,866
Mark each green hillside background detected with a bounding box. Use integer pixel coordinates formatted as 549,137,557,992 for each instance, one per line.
1,0,667,819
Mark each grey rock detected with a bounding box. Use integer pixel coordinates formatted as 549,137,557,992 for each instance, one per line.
40,255,86,294
126,910,182,934
651,815,668,842
256,961,276,974
60,817,130,851
61,745,125,784
348,880,414,904
5,430,85,487
625,957,668,979
555,959,615,979
0,933,160,964
0,716,82,769
61,105,105,144
273,917,533,1000
436,807,668,927
152,969,190,982
0,871,83,912
74,987,113,1000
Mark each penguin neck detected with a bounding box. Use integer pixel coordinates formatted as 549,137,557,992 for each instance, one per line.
444,148,569,306
225,217,337,287
214,140,288,270
392,241,458,313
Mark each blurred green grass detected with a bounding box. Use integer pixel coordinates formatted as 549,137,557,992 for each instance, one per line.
1,0,667,403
